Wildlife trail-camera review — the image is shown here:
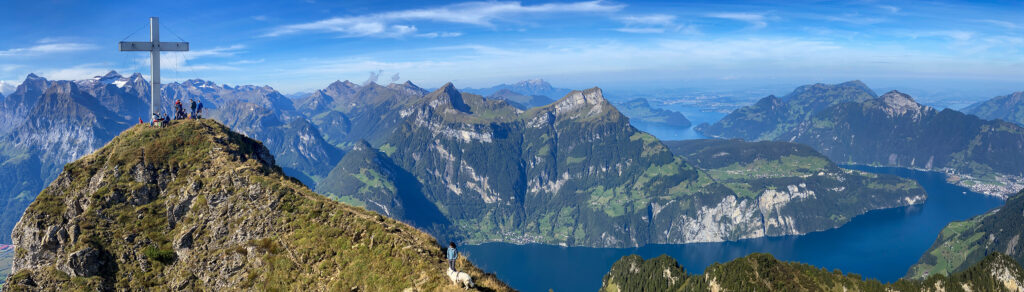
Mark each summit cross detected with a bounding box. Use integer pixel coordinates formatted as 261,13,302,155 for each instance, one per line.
119,17,189,121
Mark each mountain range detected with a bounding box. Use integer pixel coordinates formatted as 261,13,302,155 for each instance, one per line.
313,83,924,247
696,81,1024,198
0,73,929,249
460,78,572,98
2,120,511,290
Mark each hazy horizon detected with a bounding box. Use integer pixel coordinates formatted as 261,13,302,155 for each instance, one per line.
1,0,1021,99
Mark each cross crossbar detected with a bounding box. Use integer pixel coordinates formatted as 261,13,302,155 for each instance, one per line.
119,41,189,51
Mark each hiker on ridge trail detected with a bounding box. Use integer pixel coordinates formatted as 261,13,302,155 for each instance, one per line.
447,242,458,271
174,99,183,120
189,99,197,119
196,100,204,119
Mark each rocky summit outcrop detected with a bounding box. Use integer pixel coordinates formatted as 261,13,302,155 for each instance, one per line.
2,119,510,291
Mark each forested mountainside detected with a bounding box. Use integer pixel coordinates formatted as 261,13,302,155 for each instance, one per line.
908,190,1024,279
316,84,924,247
696,81,1024,198
2,120,511,291
601,252,1024,292
964,91,1024,126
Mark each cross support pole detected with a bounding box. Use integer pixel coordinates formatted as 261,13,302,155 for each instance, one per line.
119,17,189,121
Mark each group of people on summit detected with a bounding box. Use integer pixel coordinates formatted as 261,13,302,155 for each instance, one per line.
147,98,203,126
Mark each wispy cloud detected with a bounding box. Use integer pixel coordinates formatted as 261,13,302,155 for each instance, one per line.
878,5,900,14
416,32,463,38
977,19,1021,30
615,14,697,34
706,12,768,29
824,13,887,25
0,42,98,57
264,0,625,38
230,58,266,65
910,30,976,42
129,44,248,72
36,63,116,80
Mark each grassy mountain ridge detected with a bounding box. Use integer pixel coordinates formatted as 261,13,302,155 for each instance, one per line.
964,91,1024,126
601,252,1024,291
908,190,1024,279
3,120,510,291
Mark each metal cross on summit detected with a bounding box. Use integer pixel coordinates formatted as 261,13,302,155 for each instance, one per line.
119,17,189,121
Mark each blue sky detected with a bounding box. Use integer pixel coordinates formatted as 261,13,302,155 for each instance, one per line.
0,0,1021,97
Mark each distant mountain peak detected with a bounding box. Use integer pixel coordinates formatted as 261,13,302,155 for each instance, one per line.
513,78,553,90
426,82,470,112
24,73,44,82
99,70,122,79
553,87,608,116
352,139,373,151
877,90,927,116
328,80,359,90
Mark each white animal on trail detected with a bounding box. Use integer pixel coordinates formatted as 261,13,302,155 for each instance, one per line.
446,268,475,289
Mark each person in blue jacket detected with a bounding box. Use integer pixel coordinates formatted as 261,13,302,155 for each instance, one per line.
447,242,458,271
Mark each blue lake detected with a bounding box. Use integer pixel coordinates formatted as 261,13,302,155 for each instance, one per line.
462,165,1006,292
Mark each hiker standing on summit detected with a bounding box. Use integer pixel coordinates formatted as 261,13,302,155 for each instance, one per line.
447,242,458,271
189,99,197,119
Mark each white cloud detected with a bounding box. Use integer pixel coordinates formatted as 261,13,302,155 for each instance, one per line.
0,80,17,95
252,15,268,21
706,12,768,29
264,0,625,38
619,14,677,26
251,36,1023,92
0,42,99,57
615,14,697,34
416,32,463,38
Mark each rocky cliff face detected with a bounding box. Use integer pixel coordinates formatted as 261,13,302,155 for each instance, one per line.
320,85,925,248
0,74,50,136
3,120,510,291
